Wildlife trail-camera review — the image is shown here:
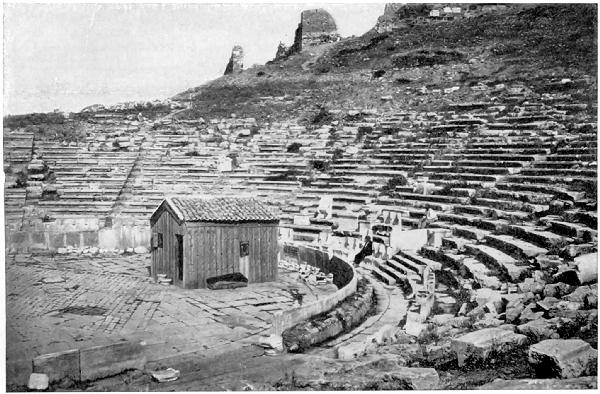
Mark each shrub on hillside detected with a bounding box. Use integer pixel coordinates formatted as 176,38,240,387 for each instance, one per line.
264,170,301,181
310,159,331,172
311,107,334,125
286,142,303,153
381,174,408,195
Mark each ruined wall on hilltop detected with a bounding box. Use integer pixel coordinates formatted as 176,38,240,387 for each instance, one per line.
290,9,340,54
224,45,244,75
274,42,290,61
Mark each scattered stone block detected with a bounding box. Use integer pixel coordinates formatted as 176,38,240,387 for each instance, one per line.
390,367,439,390
543,282,575,298
528,339,597,378
478,376,597,390
516,318,565,342
451,327,528,367
575,253,597,284
28,373,49,390
33,349,80,383
80,340,146,381
42,275,66,284
134,246,148,254
151,368,180,383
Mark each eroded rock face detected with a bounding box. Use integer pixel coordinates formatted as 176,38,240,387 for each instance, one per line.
224,45,244,75
290,9,340,53
528,339,598,378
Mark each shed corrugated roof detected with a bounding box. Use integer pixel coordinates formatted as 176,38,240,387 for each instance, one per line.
167,197,279,223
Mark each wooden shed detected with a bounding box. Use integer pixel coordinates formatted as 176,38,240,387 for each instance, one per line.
150,196,280,289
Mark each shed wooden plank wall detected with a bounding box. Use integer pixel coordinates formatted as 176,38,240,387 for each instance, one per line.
150,208,183,284
185,222,278,288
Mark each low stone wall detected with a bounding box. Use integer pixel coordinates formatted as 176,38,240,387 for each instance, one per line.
7,224,150,253
29,340,146,386
282,279,374,352
271,242,357,335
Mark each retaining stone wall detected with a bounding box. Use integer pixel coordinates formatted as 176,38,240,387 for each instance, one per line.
272,242,358,335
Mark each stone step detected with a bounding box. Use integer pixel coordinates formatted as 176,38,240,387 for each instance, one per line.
452,225,491,241
519,168,597,178
484,234,548,260
460,257,502,290
549,220,597,240
391,254,424,276
398,249,442,271
464,243,530,282
495,182,586,202
454,160,526,168
480,188,555,205
442,236,469,251
370,266,396,286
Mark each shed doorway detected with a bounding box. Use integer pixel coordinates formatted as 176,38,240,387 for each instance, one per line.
176,234,183,281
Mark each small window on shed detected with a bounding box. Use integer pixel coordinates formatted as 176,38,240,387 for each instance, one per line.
240,241,249,257
152,233,163,249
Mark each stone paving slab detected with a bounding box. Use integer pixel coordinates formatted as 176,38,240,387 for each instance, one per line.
5,253,336,385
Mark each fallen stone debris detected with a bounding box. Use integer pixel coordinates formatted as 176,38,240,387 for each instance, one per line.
151,368,180,383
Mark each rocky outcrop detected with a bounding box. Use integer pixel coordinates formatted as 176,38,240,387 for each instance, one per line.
290,9,340,54
224,45,244,75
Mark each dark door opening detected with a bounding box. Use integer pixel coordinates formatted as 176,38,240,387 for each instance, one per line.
176,234,183,281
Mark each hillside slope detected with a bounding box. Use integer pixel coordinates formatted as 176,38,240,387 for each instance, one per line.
174,4,597,124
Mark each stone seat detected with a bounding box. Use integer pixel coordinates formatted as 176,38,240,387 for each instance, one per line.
441,236,470,251
480,188,555,205
458,255,502,289
369,265,397,286
549,220,597,240
376,197,452,212
532,162,597,171
390,254,426,276
436,212,479,227
565,140,598,148
466,141,555,150
461,148,551,155
495,182,585,202
420,171,501,183
464,243,530,282
453,204,531,222
519,168,597,178
546,154,597,162
556,147,597,155
376,259,411,283
473,197,548,213
391,192,469,205
398,249,442,271
484,234,548,260
449,224,491,241
422,165,514,175
506,174,596,187
563,210,598,228
454,160,526,168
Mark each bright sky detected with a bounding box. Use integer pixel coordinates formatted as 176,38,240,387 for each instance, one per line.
3,3,385,115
